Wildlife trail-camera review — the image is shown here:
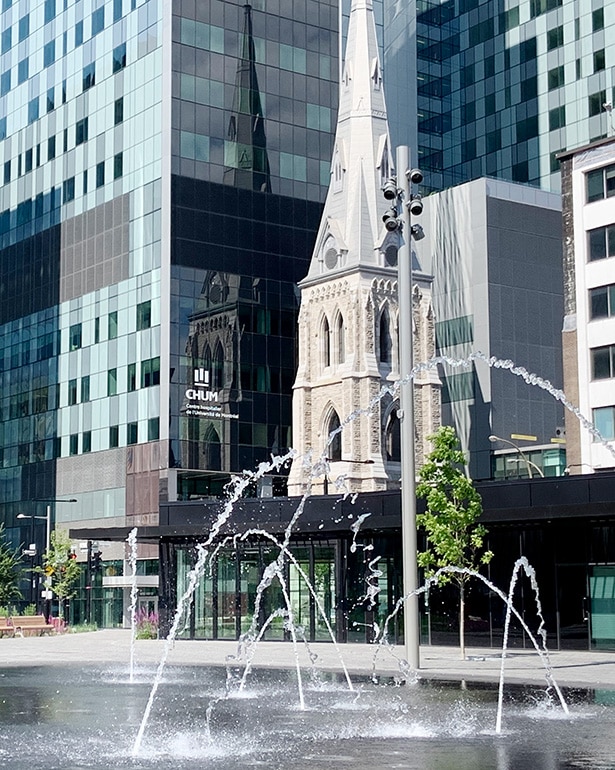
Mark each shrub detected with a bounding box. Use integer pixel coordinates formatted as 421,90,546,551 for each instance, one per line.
135,607,159,639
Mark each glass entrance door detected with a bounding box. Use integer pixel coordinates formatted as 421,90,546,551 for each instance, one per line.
556,565,589,650
590,566,615,650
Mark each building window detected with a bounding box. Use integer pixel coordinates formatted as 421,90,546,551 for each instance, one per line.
81,375,90,402
321,316,331,368
83,63,95,92
92,7,105,36
44,0,55,23
127,421,138,445
587,164,615,202
113,0,123,22
17,58,28,84
113,152,123,179
75,21,83,46
113,43,126,72
588,225,615,261
589,90,607,117
141,357,160,388
68,379,77,405
148,418,159,441
81,431,91,453
76,118,88,145
109,425,119,448
19,14,29,41
590,284,615,320
47,88,55,112
548,66,564,90
96,161,105,188
94,317,100,343
549,106,566,131
530,0,562,17
0,71,10,96
114,97,124,125
547,26,563,50
127,362,136,392
63,177,75,203
327,410,342,461
108,368,117,396
592,346,615,380
594,49,606,73
136,300,151,330
25,149,32,173
593,8,605,32
379,309,392,364
69,434,79,456
1,27,11,54
593,406,615,440
48,135,56,160
69,323,82,350
108,310,118,339
43,40,55,67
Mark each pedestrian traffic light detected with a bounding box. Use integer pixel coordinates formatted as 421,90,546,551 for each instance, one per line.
92,551,103,572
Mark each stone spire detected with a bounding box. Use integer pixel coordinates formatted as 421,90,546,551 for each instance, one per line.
301,0,394,285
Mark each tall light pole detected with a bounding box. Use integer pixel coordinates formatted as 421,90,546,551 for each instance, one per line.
18,499,78,617
488,435,544,478
383,146,424,669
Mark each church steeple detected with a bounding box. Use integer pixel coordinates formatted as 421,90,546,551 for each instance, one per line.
288,0,441,498
224,4,271,193
302,0,394,285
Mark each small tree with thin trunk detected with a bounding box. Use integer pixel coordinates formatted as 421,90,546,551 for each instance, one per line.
416,426,493,659
40,529,81,618
0,523,23,612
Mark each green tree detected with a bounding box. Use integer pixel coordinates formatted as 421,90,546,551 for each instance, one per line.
416,426,493,659
0,523,24,612
40,529,81,617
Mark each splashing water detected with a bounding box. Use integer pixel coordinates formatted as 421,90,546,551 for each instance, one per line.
127,527,138,683
133,351,602,751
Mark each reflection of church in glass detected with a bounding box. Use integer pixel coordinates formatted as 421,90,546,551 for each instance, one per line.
180,269,297,495
183,271,241,474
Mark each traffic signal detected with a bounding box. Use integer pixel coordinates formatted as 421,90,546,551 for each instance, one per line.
92,551,103,572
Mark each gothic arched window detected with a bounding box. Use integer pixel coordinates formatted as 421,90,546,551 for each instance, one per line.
336,312,345,364
327,410,342,461
385,411,401,462
321,316,331,368
379,308,392,364
213,343,224,389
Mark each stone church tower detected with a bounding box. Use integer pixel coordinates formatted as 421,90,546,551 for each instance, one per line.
288,0,440,496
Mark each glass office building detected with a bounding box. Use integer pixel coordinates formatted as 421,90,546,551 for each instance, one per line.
414,0,615,193
0,0,338,564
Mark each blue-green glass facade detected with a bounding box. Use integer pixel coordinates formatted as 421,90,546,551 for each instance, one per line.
414,0,615,193
0,0,338,557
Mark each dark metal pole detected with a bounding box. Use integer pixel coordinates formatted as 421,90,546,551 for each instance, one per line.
86,540,92,624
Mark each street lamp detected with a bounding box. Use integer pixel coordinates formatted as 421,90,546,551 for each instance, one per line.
382,146,424,670
17,499,78,616
488,435,544,478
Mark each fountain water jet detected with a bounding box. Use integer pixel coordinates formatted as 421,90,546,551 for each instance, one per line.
132,350,610,754
127,526,138,683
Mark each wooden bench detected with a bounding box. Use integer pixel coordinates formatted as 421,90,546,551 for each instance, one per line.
12,615,55,636
0,617,14,637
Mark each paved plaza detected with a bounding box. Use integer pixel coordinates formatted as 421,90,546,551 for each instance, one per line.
1,629,615,691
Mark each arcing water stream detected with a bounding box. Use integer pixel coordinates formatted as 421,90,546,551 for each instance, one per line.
131,352,611,754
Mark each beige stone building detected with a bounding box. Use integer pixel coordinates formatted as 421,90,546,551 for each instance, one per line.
288,0,440,496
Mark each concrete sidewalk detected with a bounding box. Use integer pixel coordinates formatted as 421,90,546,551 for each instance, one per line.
2,629,615,691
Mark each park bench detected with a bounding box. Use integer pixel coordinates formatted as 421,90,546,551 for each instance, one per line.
0,616,14,637
12,615,54,636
